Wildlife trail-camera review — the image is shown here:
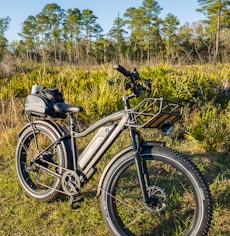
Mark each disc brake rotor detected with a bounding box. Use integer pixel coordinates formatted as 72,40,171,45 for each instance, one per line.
145,185,166,213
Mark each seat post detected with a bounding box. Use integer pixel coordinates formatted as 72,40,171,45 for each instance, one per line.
69,112,77,171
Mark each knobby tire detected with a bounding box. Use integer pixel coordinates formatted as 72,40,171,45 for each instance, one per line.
100,146,212,236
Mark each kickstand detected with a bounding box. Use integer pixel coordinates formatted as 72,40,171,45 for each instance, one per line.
69,194,84,209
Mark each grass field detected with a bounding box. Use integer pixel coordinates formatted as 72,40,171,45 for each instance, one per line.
0,63,230,235
1,130,230,235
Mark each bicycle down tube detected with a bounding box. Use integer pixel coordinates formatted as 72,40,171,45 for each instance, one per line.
72,110,128,180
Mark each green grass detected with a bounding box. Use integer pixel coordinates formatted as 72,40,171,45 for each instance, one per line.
0,143,109,236
174,143,230,236
1,128,230,235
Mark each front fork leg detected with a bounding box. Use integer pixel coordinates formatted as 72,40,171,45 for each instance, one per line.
133,150,151,204
130,130,150,204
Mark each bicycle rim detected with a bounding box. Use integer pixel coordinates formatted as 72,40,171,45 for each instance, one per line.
100,147,212,236
15,124,65,201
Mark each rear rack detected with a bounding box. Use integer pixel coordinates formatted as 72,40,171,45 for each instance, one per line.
126,98,183,128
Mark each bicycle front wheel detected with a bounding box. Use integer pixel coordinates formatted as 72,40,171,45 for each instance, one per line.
100,146,212,236
15,122,66,202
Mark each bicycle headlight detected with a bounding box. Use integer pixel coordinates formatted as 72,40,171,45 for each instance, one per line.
161,120,174,136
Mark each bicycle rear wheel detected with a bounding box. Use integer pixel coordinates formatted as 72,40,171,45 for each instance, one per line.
15,122,66,202
100,146,212,236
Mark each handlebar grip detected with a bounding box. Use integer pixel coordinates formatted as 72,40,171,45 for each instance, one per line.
113,64,131,77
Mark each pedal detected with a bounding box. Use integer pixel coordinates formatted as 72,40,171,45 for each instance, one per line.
69,194,84,209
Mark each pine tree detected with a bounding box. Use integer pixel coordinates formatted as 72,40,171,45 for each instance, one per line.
197,0,230,63
0,17,10,60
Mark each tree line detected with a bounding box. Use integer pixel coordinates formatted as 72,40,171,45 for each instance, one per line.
0,0,229,65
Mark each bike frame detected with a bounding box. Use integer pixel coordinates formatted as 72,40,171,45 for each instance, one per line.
28,92,152,203
71,94,149,197
74,93,152,203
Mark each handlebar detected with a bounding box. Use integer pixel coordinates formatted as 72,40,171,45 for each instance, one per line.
113,64,132,77
113,64,152,97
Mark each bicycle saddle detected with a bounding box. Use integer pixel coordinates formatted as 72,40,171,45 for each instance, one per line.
53,103,83,114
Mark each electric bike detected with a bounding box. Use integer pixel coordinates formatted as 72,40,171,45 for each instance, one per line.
15,64,212,235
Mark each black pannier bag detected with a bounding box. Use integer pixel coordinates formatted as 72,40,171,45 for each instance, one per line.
24,88,67,118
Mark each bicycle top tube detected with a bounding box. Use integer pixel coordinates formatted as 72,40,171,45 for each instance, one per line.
73,110,127,138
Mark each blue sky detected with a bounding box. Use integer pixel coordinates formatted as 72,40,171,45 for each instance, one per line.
1,0,204,42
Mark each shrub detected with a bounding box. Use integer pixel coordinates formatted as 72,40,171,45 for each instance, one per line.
185,102,230,152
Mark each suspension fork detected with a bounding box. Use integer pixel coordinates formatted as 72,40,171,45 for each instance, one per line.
129,127,150,203
124,93,151,203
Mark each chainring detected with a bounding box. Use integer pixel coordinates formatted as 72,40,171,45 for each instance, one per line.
61,170,81,196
